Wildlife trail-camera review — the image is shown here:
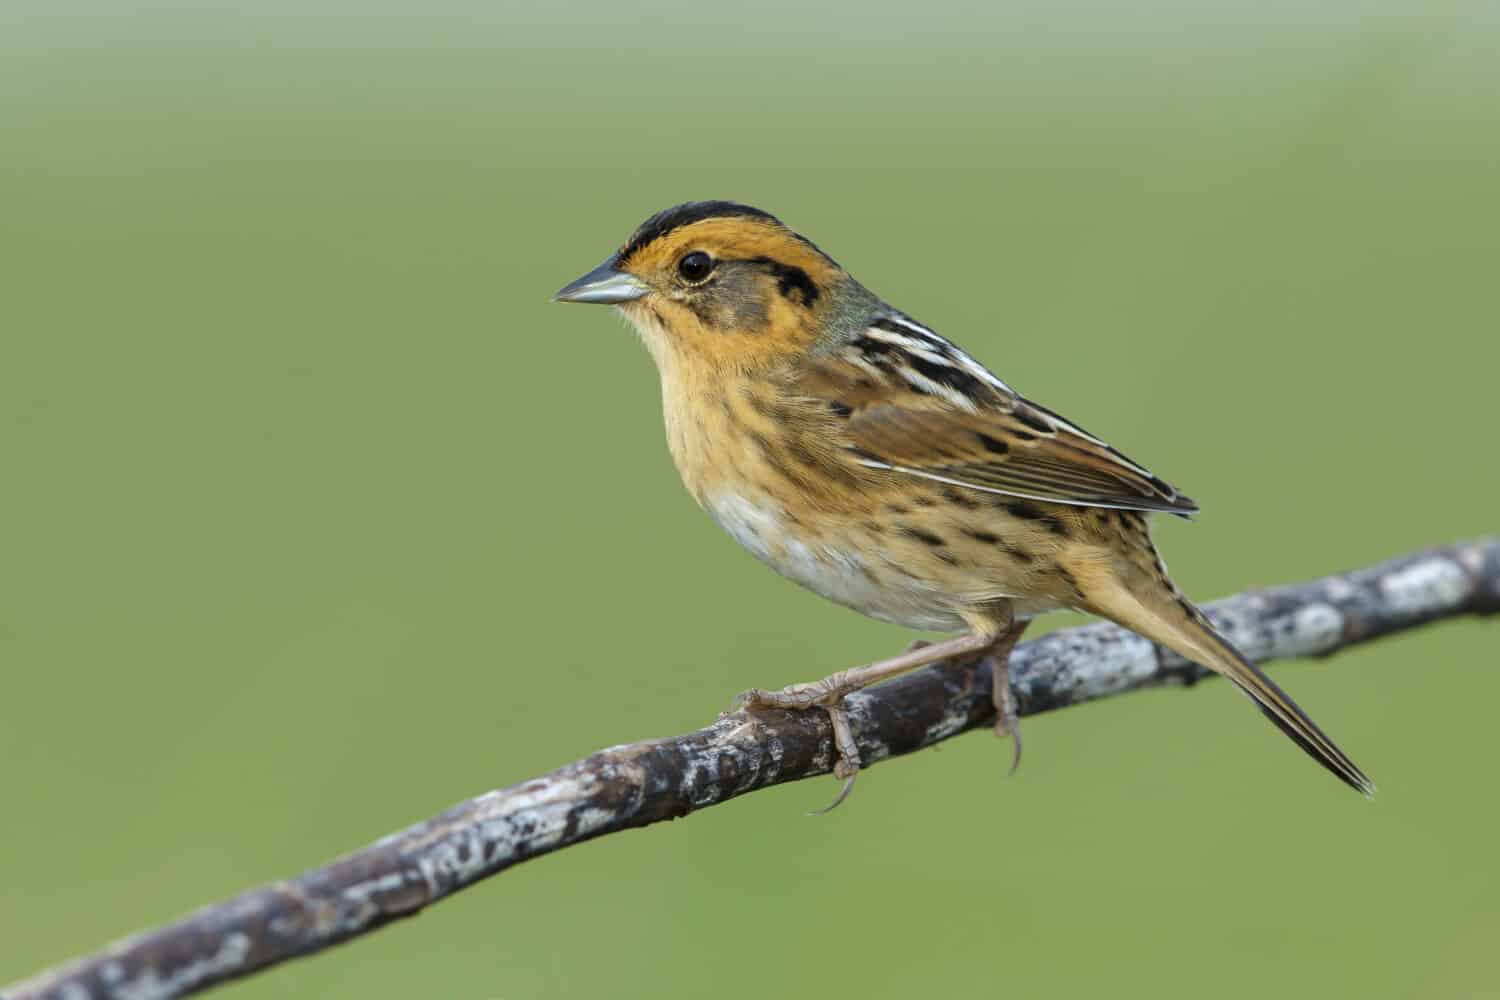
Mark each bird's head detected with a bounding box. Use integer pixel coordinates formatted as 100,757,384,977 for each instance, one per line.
553,201,872,374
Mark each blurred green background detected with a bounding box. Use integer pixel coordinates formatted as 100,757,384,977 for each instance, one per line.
4,1,1497,996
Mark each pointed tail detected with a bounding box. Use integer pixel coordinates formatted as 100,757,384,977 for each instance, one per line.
1084,572,1374,796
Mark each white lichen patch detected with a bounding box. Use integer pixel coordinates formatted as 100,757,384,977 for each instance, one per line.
680,751,719,806
342,872,406,902
572,806,616,837
336,871,416,929
763,734,784,782
922,697,973,744
1323,575,1358,601
1064,631,1160,698
1380,558,1470,616
1264,603,1345,659
112,933,250,1000
379,770,627,902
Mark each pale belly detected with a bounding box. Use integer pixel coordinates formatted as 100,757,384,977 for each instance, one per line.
703,489,1061,632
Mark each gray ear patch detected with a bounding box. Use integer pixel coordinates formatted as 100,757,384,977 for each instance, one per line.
683,261,771,332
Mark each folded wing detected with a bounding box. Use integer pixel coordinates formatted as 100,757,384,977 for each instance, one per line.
802,316,1198,517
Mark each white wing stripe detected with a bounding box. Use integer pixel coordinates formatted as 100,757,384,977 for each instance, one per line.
854,459,1183,514
867,318,1017,395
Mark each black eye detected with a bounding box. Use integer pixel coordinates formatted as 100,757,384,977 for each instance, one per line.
677,251,714,283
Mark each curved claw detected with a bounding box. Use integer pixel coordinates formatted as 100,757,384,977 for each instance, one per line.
808,770,858,816
987,641,1025,778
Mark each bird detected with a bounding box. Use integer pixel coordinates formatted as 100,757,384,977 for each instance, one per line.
552,200,1372,808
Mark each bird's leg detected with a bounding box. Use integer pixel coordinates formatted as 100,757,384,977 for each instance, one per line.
981,617,1031,776
734,630,994,712
733,630,996,810
807,704,861,816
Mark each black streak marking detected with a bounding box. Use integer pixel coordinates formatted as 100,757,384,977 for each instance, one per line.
871,316,955,358
742,389,777,420
901,526,946,547
748,430,809,491
747,257,820,306
853,336,897,357
908,355,983,397
786,442,821,468
1004,500,1069,536
1055,565,1082,598
941,487,980,510
959,527,1032,564
976,433,1010,455
1013,407,1055,434
787,441,855,488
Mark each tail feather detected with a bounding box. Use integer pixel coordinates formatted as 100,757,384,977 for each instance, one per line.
1227,647,1374,796
1084,573,1375,796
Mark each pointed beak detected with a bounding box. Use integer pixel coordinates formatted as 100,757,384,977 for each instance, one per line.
551,260,651,305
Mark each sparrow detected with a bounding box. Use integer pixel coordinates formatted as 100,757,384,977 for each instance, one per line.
553,200,1372,808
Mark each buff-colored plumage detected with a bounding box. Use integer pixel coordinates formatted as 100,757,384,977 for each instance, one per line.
554,201,1372,805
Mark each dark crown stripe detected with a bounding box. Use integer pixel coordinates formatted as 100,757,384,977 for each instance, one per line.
615,201,839,269
617,201,781,263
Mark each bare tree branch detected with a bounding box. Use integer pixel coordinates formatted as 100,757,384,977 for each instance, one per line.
6,540,1497,1000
